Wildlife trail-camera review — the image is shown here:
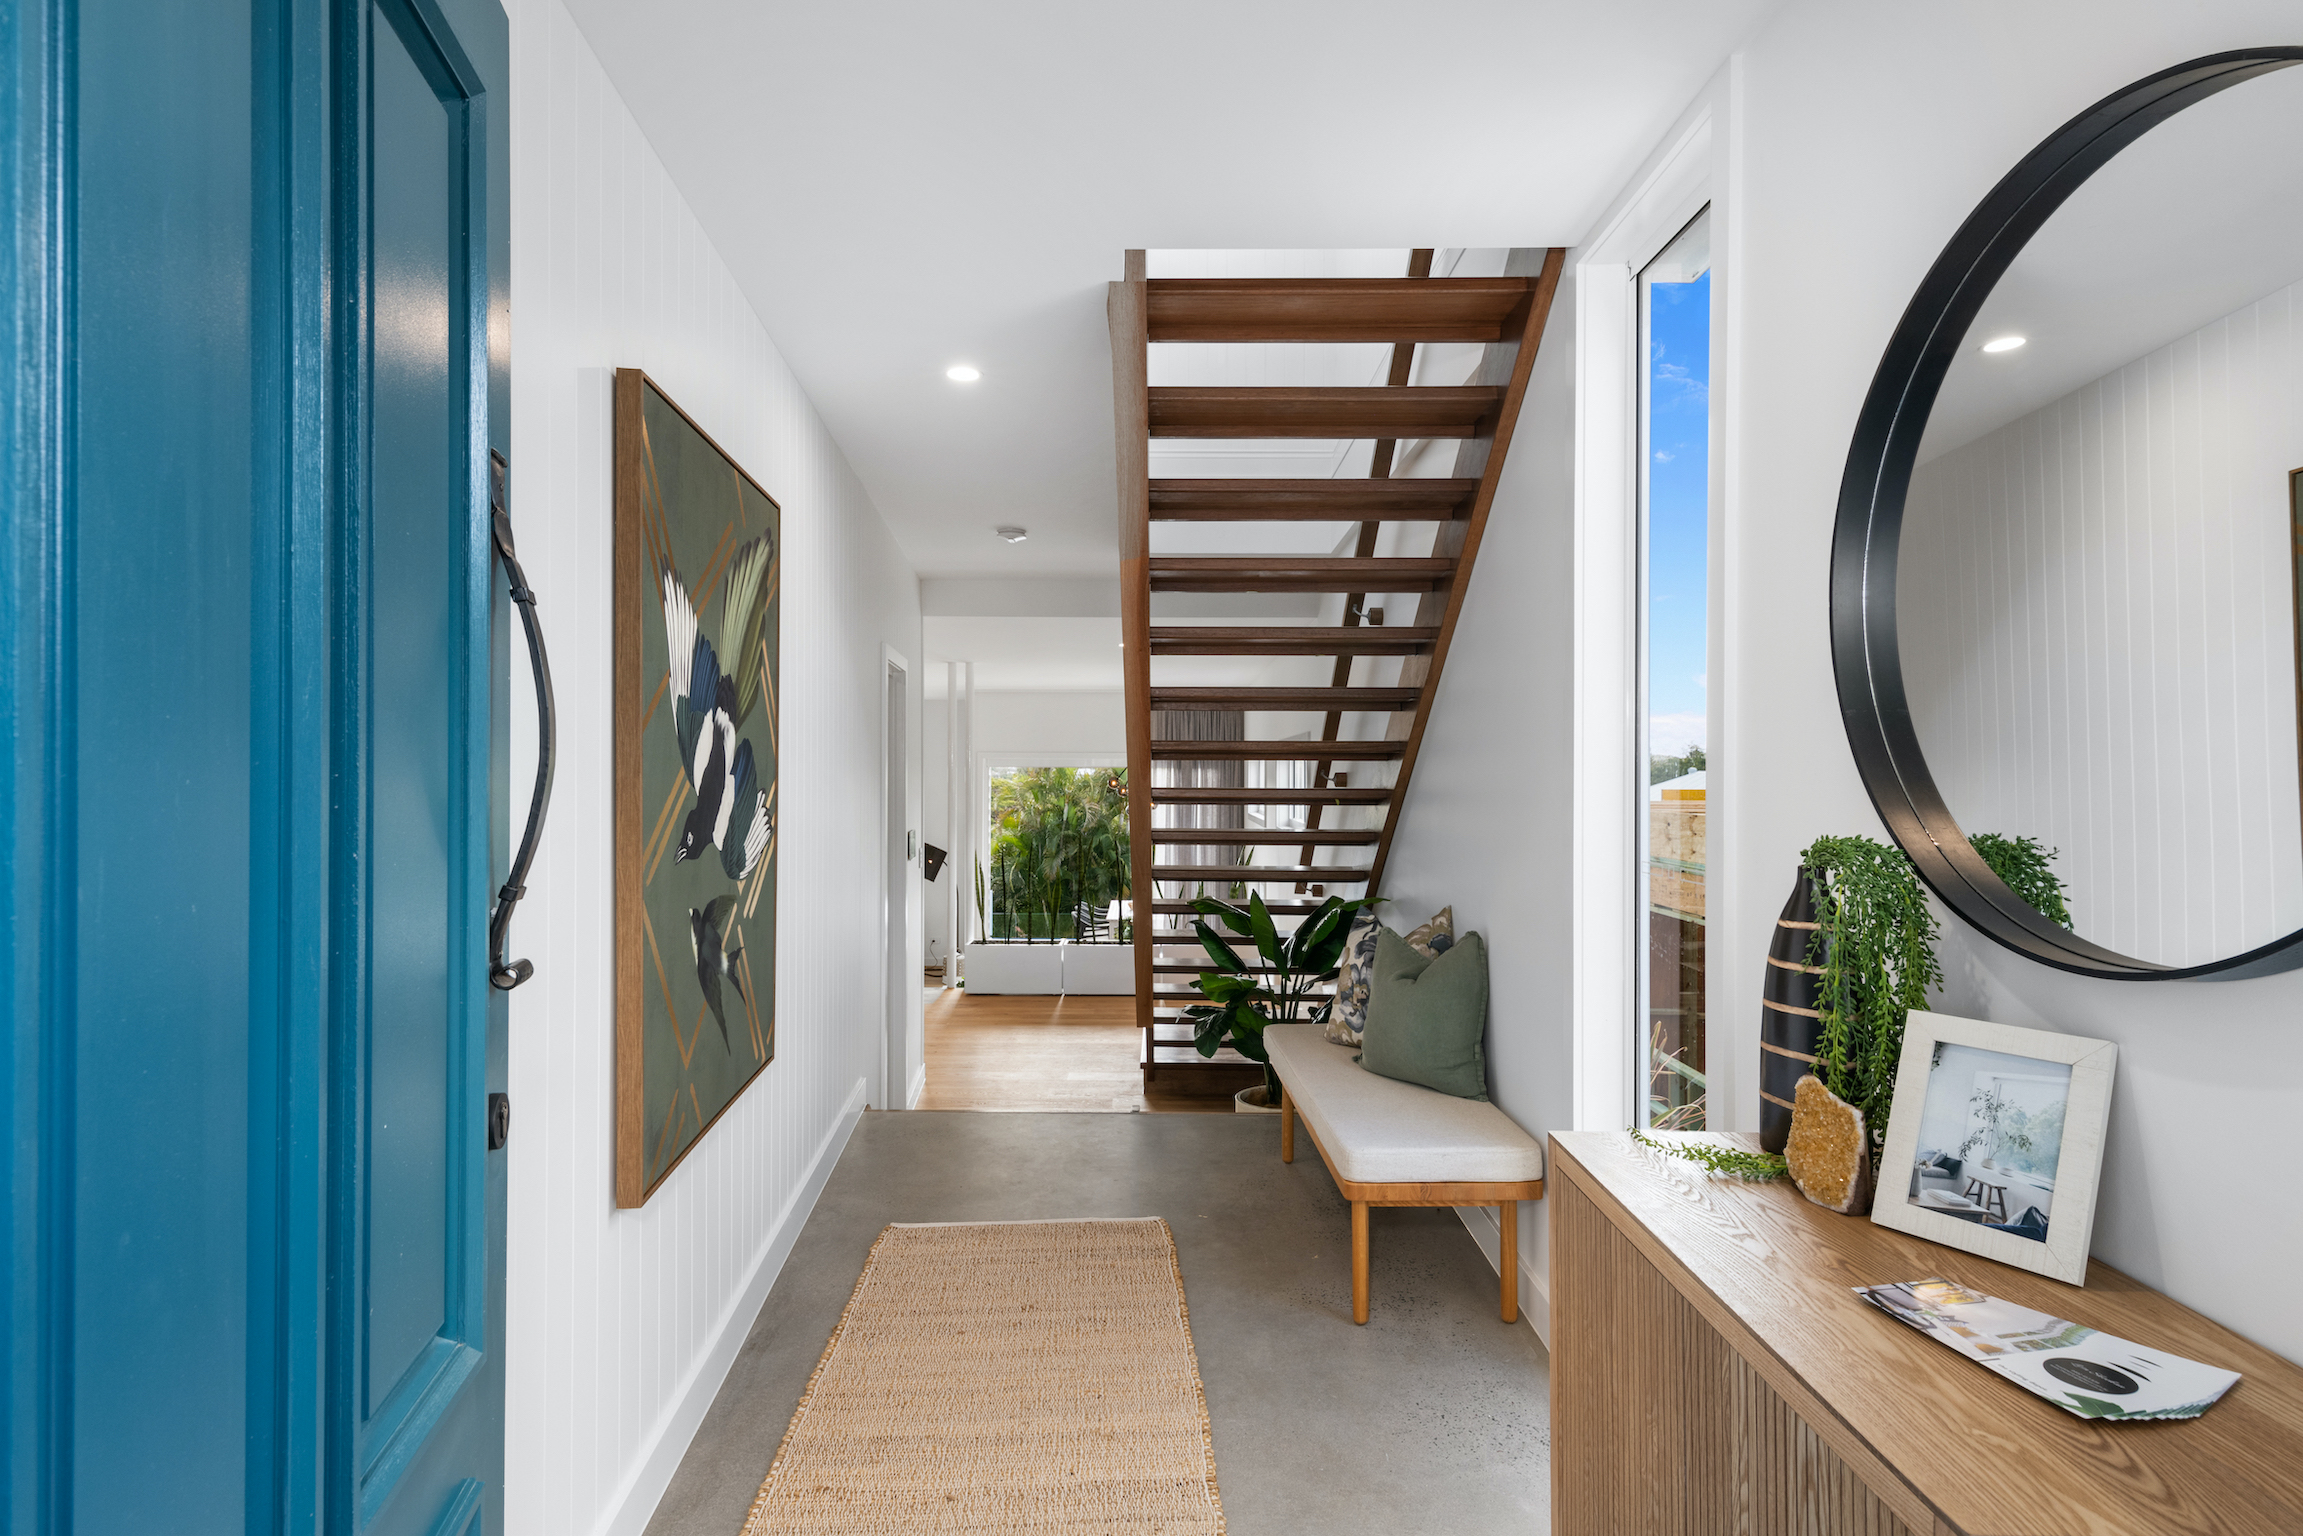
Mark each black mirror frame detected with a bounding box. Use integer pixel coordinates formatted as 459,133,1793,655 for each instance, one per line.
1831,46,2303,982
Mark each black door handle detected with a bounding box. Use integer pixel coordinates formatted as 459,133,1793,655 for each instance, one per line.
488,449,555,990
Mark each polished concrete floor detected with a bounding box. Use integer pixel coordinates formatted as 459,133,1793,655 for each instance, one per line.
642,1112,1551,1536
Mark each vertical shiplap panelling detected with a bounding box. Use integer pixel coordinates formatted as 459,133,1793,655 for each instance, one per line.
500,3,922,1534
1902,278,2303,966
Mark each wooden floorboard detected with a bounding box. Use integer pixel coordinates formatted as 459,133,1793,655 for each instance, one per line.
916,988,1256,1114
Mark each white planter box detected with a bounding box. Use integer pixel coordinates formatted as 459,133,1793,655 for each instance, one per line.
1061,943,1136,996
961,941,1065,995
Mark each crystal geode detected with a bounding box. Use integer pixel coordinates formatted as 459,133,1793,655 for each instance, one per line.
1785,1074,1874,1215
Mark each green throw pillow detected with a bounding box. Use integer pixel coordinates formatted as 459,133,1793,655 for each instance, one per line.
1358,927,1489,1100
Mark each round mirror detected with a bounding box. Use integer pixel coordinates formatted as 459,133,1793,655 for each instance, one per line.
1834,48,2303,979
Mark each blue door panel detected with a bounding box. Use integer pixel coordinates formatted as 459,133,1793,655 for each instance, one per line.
1,0,510,1531
71,3,257,1532
366,6,460,1418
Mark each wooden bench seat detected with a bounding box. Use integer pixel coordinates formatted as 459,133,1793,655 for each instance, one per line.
1264,1024,1545,1324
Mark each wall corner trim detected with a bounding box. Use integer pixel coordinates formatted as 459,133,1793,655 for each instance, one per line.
595,1076,871,1536
1455,1203,1552,1347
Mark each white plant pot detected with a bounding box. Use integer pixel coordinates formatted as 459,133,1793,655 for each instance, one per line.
1061,943,1136,995
1234,1085,1281,1114
960,941,1064,995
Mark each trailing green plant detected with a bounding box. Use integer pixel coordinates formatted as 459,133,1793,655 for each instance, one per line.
1629,1128,1786,1182
1800,834,1944,1175
984,766,1132,942
1180,891,1380,1104
1968,832,2072,930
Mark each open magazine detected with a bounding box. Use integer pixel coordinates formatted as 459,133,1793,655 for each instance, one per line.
1854,1279,2240,1421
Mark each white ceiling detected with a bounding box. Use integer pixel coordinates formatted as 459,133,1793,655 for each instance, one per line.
558,0,1781,580
1920,63,2303,462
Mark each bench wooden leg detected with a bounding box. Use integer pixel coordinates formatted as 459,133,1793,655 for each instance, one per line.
1351,1201,1370,1324
1499,1200,1518,1324
1279,1085,1294,1163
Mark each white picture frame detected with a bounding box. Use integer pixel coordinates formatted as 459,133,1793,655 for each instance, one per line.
1871,1010,2117,1286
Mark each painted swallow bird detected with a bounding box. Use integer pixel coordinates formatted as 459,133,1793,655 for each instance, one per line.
688,895,747,1051
662,535,775,882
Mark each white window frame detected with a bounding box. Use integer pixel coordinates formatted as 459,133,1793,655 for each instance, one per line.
1573,66,1740,1134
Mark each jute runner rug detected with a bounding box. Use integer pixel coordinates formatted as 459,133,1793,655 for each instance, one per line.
741,1217,1225,1534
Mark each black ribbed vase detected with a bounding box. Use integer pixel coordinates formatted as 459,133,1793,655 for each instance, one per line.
1760,867,1826,1154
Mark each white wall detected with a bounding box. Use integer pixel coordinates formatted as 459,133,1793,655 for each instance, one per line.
501,3,923,1532
1724,0,2303,1361
1901,279,2303,966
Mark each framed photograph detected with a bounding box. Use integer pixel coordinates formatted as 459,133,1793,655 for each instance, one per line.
1872,1010,2117,1285
614,370,781,1208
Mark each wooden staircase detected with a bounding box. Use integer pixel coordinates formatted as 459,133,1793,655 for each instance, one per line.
1108,249,1564,1084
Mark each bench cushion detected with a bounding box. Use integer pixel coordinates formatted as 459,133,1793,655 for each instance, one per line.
1266,1024,1544,1187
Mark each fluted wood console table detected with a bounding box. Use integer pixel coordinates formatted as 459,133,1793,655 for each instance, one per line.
1550,1131,2303,1536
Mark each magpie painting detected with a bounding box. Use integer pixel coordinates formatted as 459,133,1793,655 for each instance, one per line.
662,533,775,883
688,895,746,1052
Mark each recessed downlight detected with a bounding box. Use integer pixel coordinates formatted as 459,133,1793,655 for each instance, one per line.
994,525,1028,543
946,364,982,382
1981,335,2027,354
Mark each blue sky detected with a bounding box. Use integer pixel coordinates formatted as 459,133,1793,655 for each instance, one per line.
1646,269,1710,759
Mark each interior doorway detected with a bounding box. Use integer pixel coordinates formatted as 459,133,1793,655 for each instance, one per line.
885,658,910,1108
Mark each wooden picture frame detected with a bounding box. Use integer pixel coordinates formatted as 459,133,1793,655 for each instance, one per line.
614,369,781,1208
1871,1011,2116,1285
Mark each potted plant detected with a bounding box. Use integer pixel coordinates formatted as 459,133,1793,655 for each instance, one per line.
1179,890,1377,1112
1793,829,2068,1196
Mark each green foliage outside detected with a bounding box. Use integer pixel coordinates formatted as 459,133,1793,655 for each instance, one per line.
1649,744,1707,785
1800,834,1943,1175
1182,891,1379,1103
984,766,1132,942
1969,832,2073,929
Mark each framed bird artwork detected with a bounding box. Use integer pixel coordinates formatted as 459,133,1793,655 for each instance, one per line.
613,370,781,1207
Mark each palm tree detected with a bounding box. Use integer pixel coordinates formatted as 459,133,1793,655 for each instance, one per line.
986,767,1132,941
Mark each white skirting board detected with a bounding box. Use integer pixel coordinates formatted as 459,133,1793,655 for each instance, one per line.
1456,1203,1551,1347
598,1077,869,1536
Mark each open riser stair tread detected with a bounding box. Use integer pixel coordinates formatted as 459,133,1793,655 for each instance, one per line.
1149,741,1404,760
1149,686,1419,711
1146,386,1502,440
1145,277,1536,343
1150,786,1392,805
1147,626,1439,656
1148,556,1454,593
1149,479,1478,520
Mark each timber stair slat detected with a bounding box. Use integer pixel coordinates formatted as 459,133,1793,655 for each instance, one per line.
1151,786,1392,806
1150,740,1404,761
1152,829,1377,846
1149,864,1369,879
1149,686,1418,712
1150,478,1478,521
1147,386,1502,440
1148,556,1454,594
1145,277,1536,343
1149,900,1339,917
1148,625,1439,657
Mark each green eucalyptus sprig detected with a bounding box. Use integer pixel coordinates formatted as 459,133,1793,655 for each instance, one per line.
1800,834,1943,1175
1630,1129,1787,1182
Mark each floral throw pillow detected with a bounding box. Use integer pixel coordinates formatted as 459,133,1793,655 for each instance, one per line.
1324,906,1454,1045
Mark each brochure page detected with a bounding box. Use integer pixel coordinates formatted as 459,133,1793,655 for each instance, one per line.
1854,1278,2240,1421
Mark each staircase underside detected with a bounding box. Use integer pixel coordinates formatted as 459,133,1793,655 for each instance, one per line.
1108,250,1565,1083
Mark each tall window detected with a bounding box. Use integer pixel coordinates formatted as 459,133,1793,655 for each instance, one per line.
1638,209,1713,1130
983,765,1131,942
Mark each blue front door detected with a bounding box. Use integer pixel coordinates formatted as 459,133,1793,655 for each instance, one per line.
1,1,510,1532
